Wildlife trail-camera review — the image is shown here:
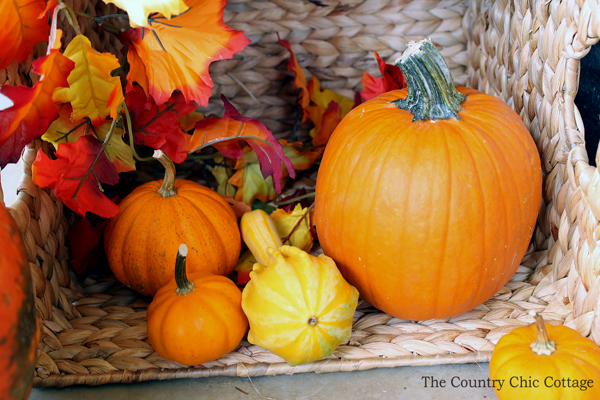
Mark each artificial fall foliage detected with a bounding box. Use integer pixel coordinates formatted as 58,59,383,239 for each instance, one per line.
0,0,406,275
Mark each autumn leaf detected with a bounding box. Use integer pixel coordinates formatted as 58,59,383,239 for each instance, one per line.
126,85,196,163
53,34,124,125
103,0,190,28
235,250,256,285
42,104,135,173
361,52,405,101
277,188,313,213
0,0,50,69
0,31,74,168
179,110,204,133
208,157,235,197
120,0,250,106
278,37,309,122
306,77,356,147
222,194,251,218
228,157,280,205
32,135,120,218
190,95,295,193
226,139,317,206
271,204,313,252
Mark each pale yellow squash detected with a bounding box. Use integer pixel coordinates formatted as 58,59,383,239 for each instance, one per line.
240,209,359,366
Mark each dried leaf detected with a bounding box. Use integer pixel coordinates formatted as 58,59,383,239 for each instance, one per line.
53,34,124,125
0,0,50,69
0,30,74,167
121,0,250,105
126,85,196,163
103,0,190,28
222,194,251,218
32,135,120,218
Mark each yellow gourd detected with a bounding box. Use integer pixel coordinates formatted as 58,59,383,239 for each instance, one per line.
240,210,359,366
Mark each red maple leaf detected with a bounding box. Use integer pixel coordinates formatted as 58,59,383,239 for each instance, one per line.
126,85,197,163
32,135,120,218
278,36,310,122
0,32,74,167
189,95,295,193
361,52,405,101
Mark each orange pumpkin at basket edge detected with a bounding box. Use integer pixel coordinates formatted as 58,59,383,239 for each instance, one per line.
0,202,40,400
314,40,542,320
104,151,241,297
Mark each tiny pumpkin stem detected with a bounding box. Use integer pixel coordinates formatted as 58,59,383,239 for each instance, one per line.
529,311,556,355
153,150,178,198
393,39,467,122
174,244,195,296
307,316,318,327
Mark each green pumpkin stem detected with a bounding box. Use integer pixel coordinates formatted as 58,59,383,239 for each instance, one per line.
174,244,195,296
529,311,556,355
154,150,178,198
393,39,467,122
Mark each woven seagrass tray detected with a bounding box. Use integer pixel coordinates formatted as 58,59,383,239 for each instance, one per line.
1,0,599,388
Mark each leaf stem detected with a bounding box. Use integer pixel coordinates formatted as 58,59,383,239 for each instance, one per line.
273,192,315,206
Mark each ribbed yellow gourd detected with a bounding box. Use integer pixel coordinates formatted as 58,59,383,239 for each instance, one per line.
240,210,282,265
240,210,359,366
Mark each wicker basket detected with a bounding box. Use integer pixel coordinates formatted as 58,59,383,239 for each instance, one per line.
1,0,599,388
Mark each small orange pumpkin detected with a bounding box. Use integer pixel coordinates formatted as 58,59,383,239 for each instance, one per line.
146,244,248,366
104,150,241,296
489,312,600,399
314,39,542,320
0,202,40,400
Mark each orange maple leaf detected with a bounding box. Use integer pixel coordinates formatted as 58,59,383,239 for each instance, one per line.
278,37,310,122
121,0,250,106
104,0,190,28
0,31,74,167
0,0,50,69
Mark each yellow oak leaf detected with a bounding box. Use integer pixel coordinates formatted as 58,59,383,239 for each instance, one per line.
103,0,190,28
271,204,313,252
280,140,321,172
42,105,135,173
53,34,124,125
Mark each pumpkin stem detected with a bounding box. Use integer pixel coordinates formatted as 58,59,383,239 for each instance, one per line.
154,150,178,198
393,39,467,122
308,317,318,327
529,310,556,355
174,244,195,296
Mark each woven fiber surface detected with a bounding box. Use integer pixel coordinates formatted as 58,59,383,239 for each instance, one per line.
0,0,599,388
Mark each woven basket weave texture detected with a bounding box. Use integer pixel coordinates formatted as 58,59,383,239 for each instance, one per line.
1,0,599,388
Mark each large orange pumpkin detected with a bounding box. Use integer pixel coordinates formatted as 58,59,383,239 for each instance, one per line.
104,150,241,296
0,201,40,399
314,40,542,320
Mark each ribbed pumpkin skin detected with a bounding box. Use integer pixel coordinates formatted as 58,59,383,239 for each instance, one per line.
489,324,600,399
104,179,241,296
314,87,542,320
242,246,359,366
0,204,40,400
147,273,248,366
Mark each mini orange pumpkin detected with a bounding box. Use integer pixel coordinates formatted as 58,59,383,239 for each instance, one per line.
489,312,600,399
314,39,542,320
104,150,241,296
146,244,248,366
0,202,40,400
